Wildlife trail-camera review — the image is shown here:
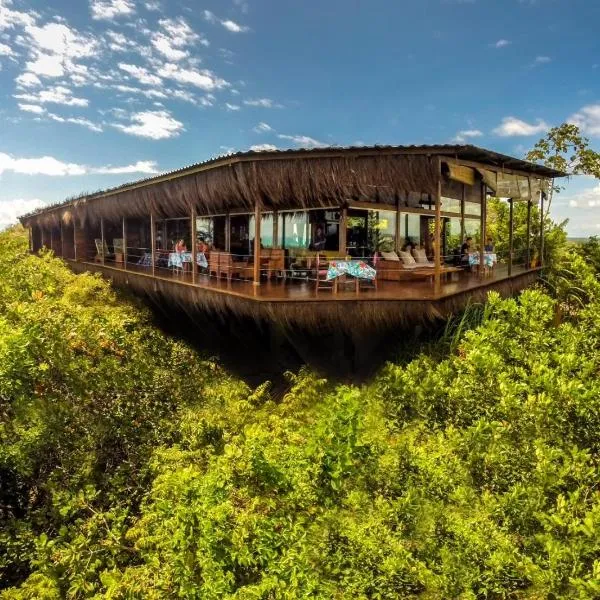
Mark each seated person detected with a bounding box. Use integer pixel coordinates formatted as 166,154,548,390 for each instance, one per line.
484,238,495,252
175,238,187,253
460,237,473,266
311,226,326,251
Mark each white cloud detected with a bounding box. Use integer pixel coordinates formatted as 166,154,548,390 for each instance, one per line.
0,152,87,176
563,184,600,209
90,0,135,21
0,41,15,56
15,72,41,87
250,144,278,152
18,103,45,114
253,121,273,133
453,129,483,143
277,134,326,148
118,62,162,86
569,104,600,136
203,10,249,33
15,85,89,107
221,20,249,33
0,151,160,177
493,39,511,48
531,55,551,67
144,1,161,10
113,109,184,139
0,198,46,230
225,102,240,111
243,98,281,108
91,160,159,174
46,113,103,132
0,1,36,31
151,17,205,61
157,63,228,91
492,117,549,137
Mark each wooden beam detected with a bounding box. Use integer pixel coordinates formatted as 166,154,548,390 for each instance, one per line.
122,217,128,271
434,158,442,295
526,199,531,268
460,182,466,242
339,207,348,257
253,201,261,286
395,195,402,252
225,212,231,252
60,221,64,258
508,198,514,276
191,207,197,284
73,220,77,260
479,181,486,279
40,225,45,249
100,217,105,265
539,191,545,267
150,213,156,277
272,210,279,249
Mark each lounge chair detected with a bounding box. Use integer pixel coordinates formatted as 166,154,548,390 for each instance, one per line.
94,238,112,263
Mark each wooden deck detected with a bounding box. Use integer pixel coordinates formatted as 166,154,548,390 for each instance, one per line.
66,258,541,331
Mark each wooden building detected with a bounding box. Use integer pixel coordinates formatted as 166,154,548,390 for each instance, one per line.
20,145,564,332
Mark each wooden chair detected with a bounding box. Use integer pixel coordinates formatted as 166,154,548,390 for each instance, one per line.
113,238,125,264
261,248,285,279
315,253,337,292
94,239,112,263
209,250,221,278
218,252,249,282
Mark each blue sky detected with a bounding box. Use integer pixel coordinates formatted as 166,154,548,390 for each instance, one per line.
0,0,599,234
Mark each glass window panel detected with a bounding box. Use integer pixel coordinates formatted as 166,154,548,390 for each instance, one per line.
282,212,310,249
465,201,481,217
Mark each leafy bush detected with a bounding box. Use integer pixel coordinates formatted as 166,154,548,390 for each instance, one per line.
2,226,600,598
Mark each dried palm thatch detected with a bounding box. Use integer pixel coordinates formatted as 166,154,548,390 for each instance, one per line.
67,261,541,332
23,152,439,227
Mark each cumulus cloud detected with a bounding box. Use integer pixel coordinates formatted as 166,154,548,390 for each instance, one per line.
569,104,600,136
492,39,511,48
243,98,281,108
151,17,206,62
14,85,88,107
225,102,240,111
0,198,46,230
118,62,162,86
112,109,184,139
46,113,103,132
453,129,483,143
203,10,249,33
0,151,159,176
0,41,15,56
277,134,326,148
492,117,549,137
18,103,45,113
90,0,135,21
253,121,273,133
250,144,278,152
0,1,36,30
15,72,41,87
157,63,228,91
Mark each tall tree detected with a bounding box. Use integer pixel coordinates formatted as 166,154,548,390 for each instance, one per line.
526,123,600,214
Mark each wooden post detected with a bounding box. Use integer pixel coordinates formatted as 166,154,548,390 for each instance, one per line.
539,190,545,267
150,213,156,277
508,198,514,277
40,226,45,249
60,220,64,258
73,220,78,260
395,195,402,253
225,212,231,252
526,199,532,269
253,201,261,286
273,210,279,248
339,207,348,257
100,217,105,265
191,207,197,284
434,159,442,295
122,217,128,271
479,181,486,279
460,183,466,242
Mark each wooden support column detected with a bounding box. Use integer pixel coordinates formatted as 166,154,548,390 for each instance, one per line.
225,212,231,252
508,198,514,277
479,181,486,279
122,217,128,271
60,220,65,258
273,210,279,248
191,207,197,284
460,183,466,242
100,217,105,265
526,199,532,269
395,195,402,253
253,201,261,286
150,213,156,277
41,226,45,249
434,158,442,295
73,220,78,260
50,228,54,255
339,207,348,257
539,190,545,267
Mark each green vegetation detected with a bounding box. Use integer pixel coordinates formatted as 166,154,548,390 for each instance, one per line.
2,225,600,598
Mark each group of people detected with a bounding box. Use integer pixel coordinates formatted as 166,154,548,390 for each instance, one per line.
171,239,212,254
459,236,494,267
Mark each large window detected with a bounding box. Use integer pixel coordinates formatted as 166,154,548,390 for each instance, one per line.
346,208,396,256
281,212,309,249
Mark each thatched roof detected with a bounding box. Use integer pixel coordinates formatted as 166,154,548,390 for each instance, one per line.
20,144,565,228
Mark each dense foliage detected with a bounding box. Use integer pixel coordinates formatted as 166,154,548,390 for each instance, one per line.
1,226,600,598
